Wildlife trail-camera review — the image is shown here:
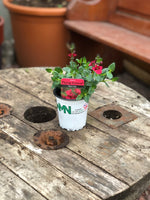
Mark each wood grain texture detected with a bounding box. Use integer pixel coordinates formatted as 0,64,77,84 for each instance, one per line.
0,68,150,200
1,68,149,116
109,11,150,36
0,75,129,199
67,0,117,21
0,131,100,200
64,20,150,64
118,0,150,17
0,161,46,200
0,116,127,199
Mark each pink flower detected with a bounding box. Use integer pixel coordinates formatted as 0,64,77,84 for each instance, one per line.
74,88,81,95
68,53,77,57
66,89,73,95
64,96,71,99
65,89,77,99
89,60,96,66
92,65,103,74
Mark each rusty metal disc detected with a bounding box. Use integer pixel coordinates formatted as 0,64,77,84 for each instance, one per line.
89,104,137,128
33,129,69,150
0,103,12,118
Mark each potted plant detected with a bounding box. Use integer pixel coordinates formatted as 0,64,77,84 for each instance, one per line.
46,44,118,131
3,0,70,67
0,16,4,69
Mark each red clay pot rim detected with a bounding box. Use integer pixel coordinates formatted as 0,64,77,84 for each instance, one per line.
3,0,67,16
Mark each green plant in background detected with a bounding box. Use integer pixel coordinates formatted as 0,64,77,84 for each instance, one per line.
46,44,118,102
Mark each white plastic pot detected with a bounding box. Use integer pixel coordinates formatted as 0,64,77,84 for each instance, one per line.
54,88,88,131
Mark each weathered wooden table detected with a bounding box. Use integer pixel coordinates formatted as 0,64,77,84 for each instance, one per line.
0,67,150,200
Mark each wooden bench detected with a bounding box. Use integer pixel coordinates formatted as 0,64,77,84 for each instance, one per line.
64,0,150,84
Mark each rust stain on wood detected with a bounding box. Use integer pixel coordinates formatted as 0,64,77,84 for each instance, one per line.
33,130,69,150
0,103,12,118
89,104,138,128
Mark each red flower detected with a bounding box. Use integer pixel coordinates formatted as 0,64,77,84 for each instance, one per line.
92,65,103,74
65,96,71,99
66,89,73,95
65,89,77,99
74,88,81,95
68,53,77,57
89,60,96,66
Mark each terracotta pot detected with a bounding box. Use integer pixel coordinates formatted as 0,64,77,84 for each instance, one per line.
3,0,70,67
0,16,4,69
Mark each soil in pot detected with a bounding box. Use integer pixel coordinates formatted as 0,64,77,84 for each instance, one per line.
12,0,68,7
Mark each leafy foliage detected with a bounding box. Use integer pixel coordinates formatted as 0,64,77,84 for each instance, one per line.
46,44,118,102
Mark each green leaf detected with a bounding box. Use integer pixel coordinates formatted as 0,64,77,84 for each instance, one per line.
83,57,87,63
65,73,72,78
84,95,90,103
95,55,102,63
112,77,119,81
46,68,53,73
76,94,83,100
63,67,71,73
106,71,113,79
86,74,93,82
52,81,61,88
102,68,108,73
54,67,63,73
97,75,104,82
88,86,95,94
108,63,115,72
75,74,82,79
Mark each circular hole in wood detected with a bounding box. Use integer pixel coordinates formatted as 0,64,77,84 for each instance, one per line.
103,110,122,120
24,106,56,123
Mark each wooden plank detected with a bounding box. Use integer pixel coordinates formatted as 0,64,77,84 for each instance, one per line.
1,68,149,117
0,68,56,107
94,81,150,118
0,131,101,200
109,11,150,37
0,107,150,187
0,162,46,200
0,117,127,199
1,68,150,150
118,0,150,17
0,77,58,131
64,20,150,64
67,0,118,21
87,114,150,155
1,68,150,149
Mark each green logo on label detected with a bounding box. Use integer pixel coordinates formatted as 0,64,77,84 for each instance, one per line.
57,103,71,114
